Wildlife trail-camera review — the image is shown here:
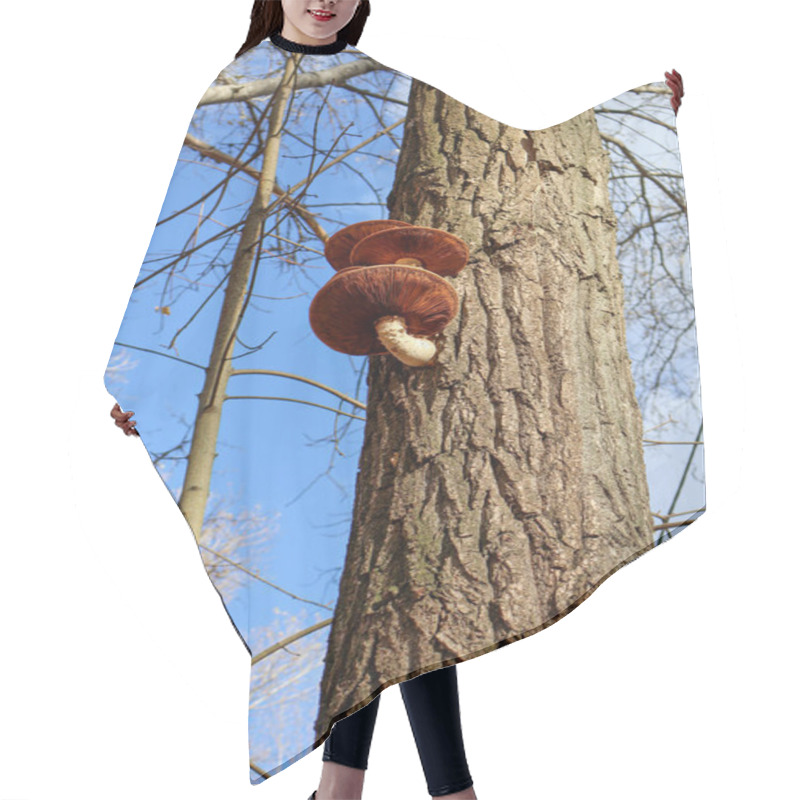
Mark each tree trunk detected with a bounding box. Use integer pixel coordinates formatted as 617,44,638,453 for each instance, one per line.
315,80,653,737
178,55,299,537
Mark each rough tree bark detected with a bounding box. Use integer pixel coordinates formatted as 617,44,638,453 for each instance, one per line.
315,80,653,738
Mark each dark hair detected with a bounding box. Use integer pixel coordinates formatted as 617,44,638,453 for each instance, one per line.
235,1,371,60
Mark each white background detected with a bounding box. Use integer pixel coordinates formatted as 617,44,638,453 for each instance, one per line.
2,1,796,798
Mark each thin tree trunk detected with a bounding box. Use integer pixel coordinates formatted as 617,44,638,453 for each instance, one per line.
178,55,300,537
315,81,653,736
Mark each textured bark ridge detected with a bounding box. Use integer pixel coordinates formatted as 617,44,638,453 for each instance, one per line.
315,80,653,737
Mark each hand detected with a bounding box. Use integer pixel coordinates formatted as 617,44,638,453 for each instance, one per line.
111,402,140,437
665,69,684,115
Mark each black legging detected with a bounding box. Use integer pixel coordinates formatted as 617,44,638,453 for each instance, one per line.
322,664,474,797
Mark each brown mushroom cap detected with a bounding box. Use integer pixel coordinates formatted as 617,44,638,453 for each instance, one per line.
349,226,470,277
325,220,413,271
309,264,459,355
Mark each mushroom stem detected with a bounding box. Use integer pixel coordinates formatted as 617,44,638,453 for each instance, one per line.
374,315,437,367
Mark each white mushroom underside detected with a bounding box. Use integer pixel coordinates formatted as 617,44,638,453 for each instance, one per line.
374,315,436,367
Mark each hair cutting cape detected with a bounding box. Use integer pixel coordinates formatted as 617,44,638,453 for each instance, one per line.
103,33,705,785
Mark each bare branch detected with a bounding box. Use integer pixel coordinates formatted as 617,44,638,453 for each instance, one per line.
230,368,366,409
224,394,366,421
600,132,686,212
199,543,334,610
251,617,334,666
199,57,386,107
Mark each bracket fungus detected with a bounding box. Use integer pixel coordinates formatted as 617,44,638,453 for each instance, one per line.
350,225,469,277
324,219,413,271
311,221,469,367
308,264,459,367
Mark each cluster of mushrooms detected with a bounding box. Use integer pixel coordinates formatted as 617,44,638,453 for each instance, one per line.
309,220,470,367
